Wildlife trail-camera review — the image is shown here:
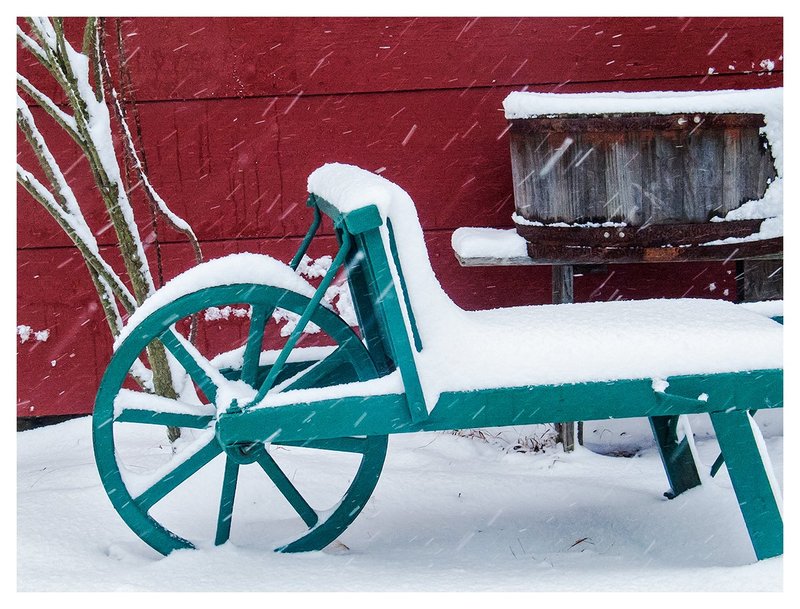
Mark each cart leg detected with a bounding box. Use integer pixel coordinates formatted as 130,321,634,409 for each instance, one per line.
709,409,783,560
650,415,702,499
555,422,575,451
552,265,576,452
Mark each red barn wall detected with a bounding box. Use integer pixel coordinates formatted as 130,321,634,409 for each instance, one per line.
17,17,783,417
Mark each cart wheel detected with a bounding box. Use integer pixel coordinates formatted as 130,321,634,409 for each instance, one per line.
93,258,388,556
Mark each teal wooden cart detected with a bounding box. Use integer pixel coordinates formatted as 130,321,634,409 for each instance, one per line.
93,164,783,561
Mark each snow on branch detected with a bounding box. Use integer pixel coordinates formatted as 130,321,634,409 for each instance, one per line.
18,95,82,217
16,163,136,315
16,25,48,65
17,73,81,141
96,24,202,264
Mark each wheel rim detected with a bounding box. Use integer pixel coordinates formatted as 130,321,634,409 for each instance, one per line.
93,283,388,555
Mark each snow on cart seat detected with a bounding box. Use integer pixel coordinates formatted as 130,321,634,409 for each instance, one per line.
308,164,783,412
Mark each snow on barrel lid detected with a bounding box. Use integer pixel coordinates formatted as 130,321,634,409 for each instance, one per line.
307,163,395,217
503,88,782,170
502,87,783,119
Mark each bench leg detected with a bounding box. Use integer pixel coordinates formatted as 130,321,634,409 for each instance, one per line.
650,415,702,499
709,409,783,560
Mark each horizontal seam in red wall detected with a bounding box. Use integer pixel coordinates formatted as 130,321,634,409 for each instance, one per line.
53,71,783,107
16,226,494,252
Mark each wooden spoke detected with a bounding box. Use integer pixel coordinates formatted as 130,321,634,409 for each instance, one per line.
255,450,318,528
115,409,213,429
114,388,214,429
135,439,222,512
215,457,240,546
160,328,224,402
240,304,268,387
280,346,356,392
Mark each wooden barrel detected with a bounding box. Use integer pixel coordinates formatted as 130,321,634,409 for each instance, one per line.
508,112,780,263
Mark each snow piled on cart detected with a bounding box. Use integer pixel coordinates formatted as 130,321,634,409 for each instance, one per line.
308,162,783,412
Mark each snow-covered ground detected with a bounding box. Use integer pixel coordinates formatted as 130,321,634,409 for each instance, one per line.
18,414,783,592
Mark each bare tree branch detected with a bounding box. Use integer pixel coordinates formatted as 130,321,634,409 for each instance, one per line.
16,73,82,143
18,16,198,441
16,25,49,65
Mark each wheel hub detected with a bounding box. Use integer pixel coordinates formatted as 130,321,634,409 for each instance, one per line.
224,441,267,464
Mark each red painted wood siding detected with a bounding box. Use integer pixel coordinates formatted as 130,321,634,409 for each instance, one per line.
17,17,783,417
